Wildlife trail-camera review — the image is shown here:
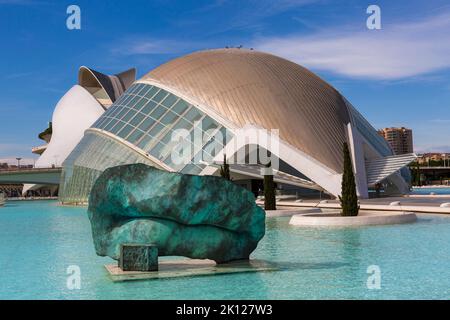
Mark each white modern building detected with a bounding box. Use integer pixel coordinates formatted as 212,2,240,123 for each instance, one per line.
50,48,416,204
23,67,135,195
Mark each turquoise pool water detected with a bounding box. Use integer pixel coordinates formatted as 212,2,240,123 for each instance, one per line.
412,187,450,195
1,200,449,299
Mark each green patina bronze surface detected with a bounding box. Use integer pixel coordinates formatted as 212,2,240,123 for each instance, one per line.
87,164,266,263
119,244,158,272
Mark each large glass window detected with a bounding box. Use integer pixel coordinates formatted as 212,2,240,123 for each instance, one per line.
152,90,168,103
162,94,178,108
129,112,145,127
122,109,137,122
91,82,234,174
160,110,178,126
127,129,144,144
148,104,167,120
140,117,156,132
147,122,165,139
117,124,134,139
133,98,148,111
183,108,203,124
141,100,158,115
145,86,159,99
172,100,189,115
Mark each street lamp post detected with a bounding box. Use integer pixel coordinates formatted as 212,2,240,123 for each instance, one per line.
16,157,22,170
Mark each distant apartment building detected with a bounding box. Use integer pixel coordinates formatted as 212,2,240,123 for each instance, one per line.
378,127,413,155
417,153,450,165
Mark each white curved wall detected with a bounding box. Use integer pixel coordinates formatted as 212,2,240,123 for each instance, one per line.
23,85,104,194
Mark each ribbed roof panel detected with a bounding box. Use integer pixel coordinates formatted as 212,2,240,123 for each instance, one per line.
141,49,351,172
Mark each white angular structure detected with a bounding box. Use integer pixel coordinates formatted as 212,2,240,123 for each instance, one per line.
57,49,416,204
23,67,135,195
33,85,104,169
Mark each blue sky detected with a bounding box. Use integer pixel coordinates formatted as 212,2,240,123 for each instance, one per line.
1,0,450,161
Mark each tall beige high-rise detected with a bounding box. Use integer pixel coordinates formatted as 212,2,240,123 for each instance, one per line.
378,127,413,155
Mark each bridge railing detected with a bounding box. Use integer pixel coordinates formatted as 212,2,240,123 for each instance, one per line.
0,167,63,173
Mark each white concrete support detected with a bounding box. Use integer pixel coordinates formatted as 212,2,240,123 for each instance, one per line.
201,124,342,198
347,123,369,198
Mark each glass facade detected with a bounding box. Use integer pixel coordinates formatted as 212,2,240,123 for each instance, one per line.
92,83,232,173
60,82,233,204
60,131,158,204
58,82,410,204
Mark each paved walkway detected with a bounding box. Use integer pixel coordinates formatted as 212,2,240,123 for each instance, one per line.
259,195,450,214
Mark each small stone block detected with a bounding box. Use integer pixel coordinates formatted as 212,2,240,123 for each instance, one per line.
119,244,158,271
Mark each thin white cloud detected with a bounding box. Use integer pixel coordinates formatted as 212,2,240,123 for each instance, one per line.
4,72,33,79
239,0,319,17
254,12,450,80
110,38,200,56
109,1,321,56
197,0,318,17
429,119,450,124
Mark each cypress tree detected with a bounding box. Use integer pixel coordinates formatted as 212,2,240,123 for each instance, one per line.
416,162,421,186
264,162,276,210
219,154,231,181
339,142,359,216
409,165,414,186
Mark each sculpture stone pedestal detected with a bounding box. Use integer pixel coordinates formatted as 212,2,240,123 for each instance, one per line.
119,244,158,271
105,259,278,282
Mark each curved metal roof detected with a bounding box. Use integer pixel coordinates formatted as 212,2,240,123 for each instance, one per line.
141,48,351,173
78,66,136,103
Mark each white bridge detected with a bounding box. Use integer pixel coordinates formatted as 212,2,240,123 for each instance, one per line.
0,167,62,185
